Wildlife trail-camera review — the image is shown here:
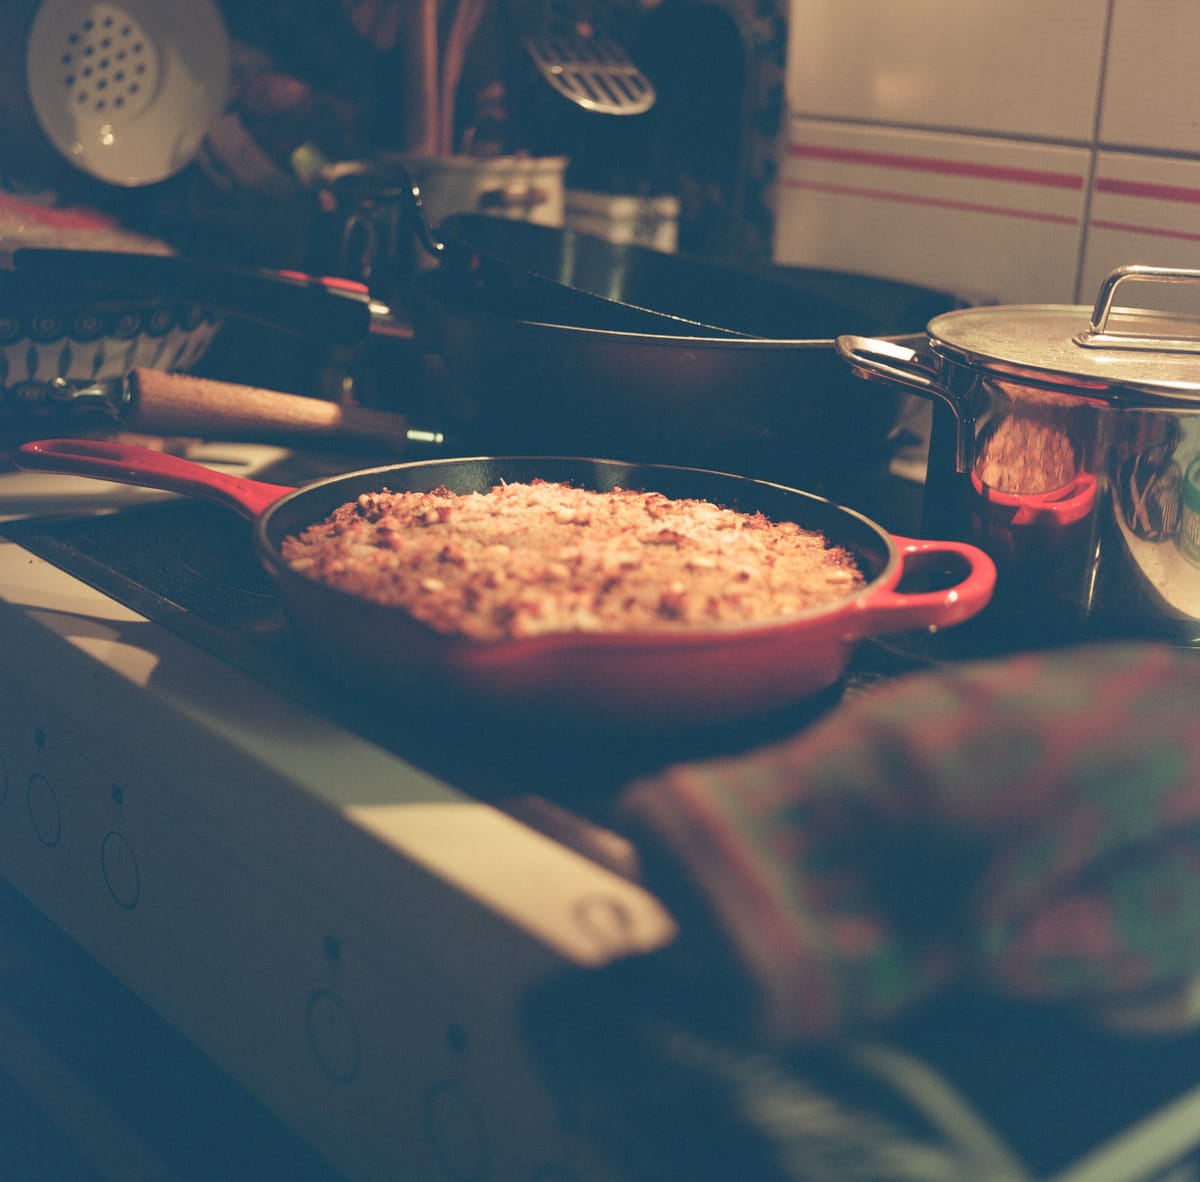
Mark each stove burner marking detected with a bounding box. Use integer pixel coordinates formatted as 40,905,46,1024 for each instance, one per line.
101,830,140,909
423,1081,489,1181
304,988,360,1083
26,773,61,847
571,893,638,954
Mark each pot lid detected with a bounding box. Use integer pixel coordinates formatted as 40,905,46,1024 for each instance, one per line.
925,265,1200,407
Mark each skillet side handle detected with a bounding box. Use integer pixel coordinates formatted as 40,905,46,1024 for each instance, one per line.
14,438,295,520
836,334,974,473
854,536,997,636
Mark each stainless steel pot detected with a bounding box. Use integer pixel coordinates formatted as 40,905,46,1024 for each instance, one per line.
837,265,1200,645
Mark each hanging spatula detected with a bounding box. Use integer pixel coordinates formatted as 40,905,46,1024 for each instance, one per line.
524,31,655,115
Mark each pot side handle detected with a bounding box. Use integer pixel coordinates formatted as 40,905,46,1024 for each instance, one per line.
835,334,939,392
836,334,974,473
14,438,296,520
854,536,997,636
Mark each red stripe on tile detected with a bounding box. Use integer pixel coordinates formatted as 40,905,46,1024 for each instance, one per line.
788,143,1084,190
1095,177,1200,205
780,179,1079,225
1091,219,1200,244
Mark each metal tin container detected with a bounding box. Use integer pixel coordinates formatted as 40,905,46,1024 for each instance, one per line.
837,265,1200,645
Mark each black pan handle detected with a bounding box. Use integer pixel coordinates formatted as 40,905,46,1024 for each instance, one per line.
400,169,446,261
372,161,753,339
1,247,375,347
318,160,446,262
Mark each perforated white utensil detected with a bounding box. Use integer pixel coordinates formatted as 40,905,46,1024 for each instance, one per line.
25,0,230,185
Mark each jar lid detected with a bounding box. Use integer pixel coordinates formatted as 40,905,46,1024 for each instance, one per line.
925,266,1200,408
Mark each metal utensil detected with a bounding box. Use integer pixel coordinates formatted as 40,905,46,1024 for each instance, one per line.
524,31,654,115
440,0,490,153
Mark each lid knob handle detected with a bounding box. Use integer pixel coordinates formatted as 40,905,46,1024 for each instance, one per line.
1076,264,1200,353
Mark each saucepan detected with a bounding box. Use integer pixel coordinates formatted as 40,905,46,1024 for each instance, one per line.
837,265,1200,644
15,440,996,726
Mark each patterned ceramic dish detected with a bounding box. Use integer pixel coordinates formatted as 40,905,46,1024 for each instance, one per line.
0,194,223,433
0,273,221,390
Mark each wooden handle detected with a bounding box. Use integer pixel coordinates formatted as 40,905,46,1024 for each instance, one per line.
403,0,441,155
126,368,415,453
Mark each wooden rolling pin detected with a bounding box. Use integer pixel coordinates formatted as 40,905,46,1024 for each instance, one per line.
121,367,445,453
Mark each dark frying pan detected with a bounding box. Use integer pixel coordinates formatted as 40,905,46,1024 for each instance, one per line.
413,265,964,491
1,247,376,346
417,201,970,340
407,201,975,487
15,440,996,726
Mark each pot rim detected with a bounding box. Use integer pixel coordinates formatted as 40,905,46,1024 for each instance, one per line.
923,265,1200,407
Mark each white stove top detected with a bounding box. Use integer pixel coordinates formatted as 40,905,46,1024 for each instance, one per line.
0,446,674,1182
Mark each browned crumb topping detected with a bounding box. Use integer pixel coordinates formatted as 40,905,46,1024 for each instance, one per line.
977,418,1078,494
281,479,865,641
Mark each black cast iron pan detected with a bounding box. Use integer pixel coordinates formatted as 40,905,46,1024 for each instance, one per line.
399,175,976,483
16,441,995,728
413,183,969,341
1,247,377,346
412,264,969,489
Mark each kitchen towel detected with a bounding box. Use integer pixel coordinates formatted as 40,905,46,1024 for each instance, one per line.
522,642,1200,1182
614,641,1200,1044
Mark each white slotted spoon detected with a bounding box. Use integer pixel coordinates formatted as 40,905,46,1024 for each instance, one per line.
24,0,230,186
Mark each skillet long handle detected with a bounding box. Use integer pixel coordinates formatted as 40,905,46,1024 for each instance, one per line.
14,438,296,520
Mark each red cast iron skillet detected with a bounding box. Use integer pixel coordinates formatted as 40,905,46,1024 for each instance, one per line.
15,441,997,726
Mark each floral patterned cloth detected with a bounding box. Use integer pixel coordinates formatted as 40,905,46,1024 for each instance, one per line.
613,642,1200,1044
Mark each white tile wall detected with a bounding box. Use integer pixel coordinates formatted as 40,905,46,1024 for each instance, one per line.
775,0,1200,309
785,0,1109,141
1081,153,1200,304
1100,0,1200,152
775,121,1089,303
